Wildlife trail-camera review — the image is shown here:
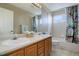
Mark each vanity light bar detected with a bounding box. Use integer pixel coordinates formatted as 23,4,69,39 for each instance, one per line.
32,3,42,8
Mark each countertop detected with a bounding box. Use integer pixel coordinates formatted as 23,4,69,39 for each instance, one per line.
0,34,51,55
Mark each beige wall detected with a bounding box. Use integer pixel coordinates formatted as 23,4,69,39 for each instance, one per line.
0,3,32,34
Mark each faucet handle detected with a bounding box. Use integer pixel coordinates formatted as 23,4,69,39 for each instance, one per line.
11,30,15,34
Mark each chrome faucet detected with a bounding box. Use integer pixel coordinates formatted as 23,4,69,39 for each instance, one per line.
13,37,17,40
12,34,18,40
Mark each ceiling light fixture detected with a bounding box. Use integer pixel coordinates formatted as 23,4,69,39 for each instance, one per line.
32,3,42,8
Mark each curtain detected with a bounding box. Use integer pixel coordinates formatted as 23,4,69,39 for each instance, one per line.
32,15,41,32
66,5,78,43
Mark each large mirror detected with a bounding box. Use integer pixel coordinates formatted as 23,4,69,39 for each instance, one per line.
0,3,52,35
0,3,42,34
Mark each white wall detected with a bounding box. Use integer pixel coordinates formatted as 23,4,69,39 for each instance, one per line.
52,8,67,38
46,3,78,12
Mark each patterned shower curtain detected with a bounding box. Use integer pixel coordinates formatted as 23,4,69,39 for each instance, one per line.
32,15,41,32
66,5,78,43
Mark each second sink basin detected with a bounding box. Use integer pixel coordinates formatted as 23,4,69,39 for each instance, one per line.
1,37,31,46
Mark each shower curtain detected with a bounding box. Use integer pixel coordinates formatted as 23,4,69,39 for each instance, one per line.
32,15,41,32
66,5,78,43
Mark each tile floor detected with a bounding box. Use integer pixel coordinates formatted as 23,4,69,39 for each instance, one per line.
51,38,79,56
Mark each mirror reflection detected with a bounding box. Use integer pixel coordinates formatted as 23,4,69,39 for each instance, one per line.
0,3,42,34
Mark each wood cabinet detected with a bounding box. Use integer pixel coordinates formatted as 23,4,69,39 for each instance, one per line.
8,49,24,56
37,40,45,56
25,44,37,56
45,37,52,56
49,38,52,53
5,37,52,56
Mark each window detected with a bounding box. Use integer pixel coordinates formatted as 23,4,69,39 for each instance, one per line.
53,14,66,23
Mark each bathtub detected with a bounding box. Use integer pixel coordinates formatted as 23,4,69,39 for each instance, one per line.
52,37,66,42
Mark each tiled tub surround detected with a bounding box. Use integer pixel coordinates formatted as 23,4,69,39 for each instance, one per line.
0,34,51,55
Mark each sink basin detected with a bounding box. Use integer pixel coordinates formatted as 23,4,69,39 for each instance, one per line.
1,37,31,46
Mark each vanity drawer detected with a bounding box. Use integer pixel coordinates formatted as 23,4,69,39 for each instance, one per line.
38,40,44,48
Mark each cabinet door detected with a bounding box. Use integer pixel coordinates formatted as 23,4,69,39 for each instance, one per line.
25,44,37,56
37,40,45,56
49,37,52,53
45,37,52,56
38,47,44,56
9,49,24,56
45,39,49,56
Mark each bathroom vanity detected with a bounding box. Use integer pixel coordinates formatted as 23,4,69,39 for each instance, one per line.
0,35,52,56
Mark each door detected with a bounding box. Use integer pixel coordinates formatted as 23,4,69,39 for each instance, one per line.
0,7,13,34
